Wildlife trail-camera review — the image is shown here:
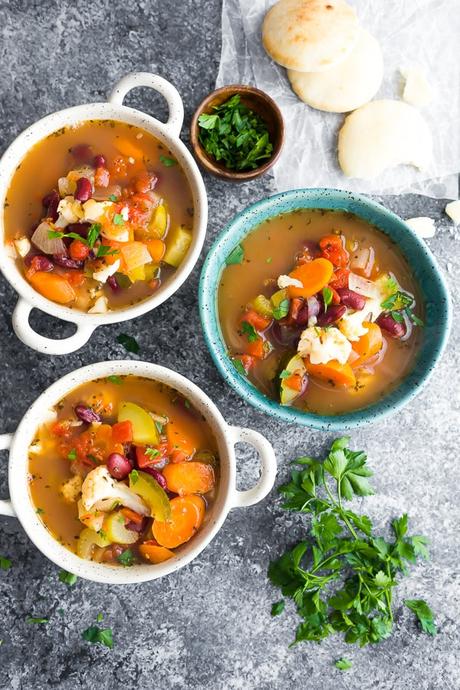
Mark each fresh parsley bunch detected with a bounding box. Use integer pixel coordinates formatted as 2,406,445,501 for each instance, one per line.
268,438,436,647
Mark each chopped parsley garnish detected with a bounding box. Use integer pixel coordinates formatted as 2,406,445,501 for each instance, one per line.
82,624,113,649
198,94,273,171
232,358,247,376
381,290,414,311
241,320,258,343
97,613,104,623
113,213,124,226
322,286,333,311
107,375,123,385
225,244,244,265
159,155,177,167
154,420,164,434
273,299,290,320
271,601,285,616
117,549,134,567
145,448,161,460
86,223,101,248
108,194,118,202
67,448,77,461
96,245,119,258
404,599,437,636
268,437,434,648
130,469,139,485
117,333,140,354
0,555,12,570
36,507,45,515
266,257,272,264
335,658,353,671
59,570,77,586
26,616,48,624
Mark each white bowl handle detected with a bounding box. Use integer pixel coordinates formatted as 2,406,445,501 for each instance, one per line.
0,433,15,518
12,298,96,355
109,72,184,137
228,426,277,508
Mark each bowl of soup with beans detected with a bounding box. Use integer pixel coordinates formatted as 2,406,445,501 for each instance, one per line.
1,360,276,583
0,72,207,355
200,189,451,430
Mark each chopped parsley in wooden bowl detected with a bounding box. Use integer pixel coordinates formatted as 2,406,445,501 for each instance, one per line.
190,85,284,181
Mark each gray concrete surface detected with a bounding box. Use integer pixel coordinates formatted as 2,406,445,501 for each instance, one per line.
0,1,459,689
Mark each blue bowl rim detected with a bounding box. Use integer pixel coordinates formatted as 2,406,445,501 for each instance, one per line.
199,188,452,431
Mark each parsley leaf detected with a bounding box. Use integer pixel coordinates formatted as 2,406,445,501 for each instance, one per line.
113,213,124,226
59,570,77,586
322,286,333,311
381,290,413,311
241,320,258,343
82,624,113,649
108,194,118,202
404,599,437,636
268,437,434,649
117,333,140,354
86,223,101,248
96,245,119,258
145,447,160,460
107,375,123,385
335,658,352,671
232,357,247,376
26,616,48,624
271,600,285,616
117,549,134,567
159,154,177,167
226,244,244,265
130,469,139,485
67,448,77,461
0,555,12,570
273,299,290,320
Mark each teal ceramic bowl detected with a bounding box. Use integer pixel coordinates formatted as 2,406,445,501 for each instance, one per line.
199,189,452,430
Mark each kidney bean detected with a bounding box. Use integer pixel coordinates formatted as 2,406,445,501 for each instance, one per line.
107,275,119,292
141,466,167,490
301,239,321,257
271,322,301,347
74,177,92,202
295,303,309,326
337,288,366,311
125,517,148,533
42,189,60,222
65,222,91,239
316,304,347,327
376,313,406,338
29,255,54,272
53,254,83,270
107,452,132,480
93,154,106,168
70,144,93,162
74,404,101,424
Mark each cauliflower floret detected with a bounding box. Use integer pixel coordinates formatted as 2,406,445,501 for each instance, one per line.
60,474,83,503
82,199,113,222
277,274,303,289
88,295,109,314
297,326,352,365
81,466,149,515
338,297,382,342
56,196,84,226
92,259,120,284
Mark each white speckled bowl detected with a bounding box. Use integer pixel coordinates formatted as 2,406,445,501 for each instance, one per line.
0,360,277,584
0,72,208,355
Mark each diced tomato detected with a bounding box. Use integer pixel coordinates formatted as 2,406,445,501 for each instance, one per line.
111,420,133,444
170,449,188,464
52,420,73,438
109,155,128,178
319,234,348,268
134,171,157,194
329,268,350,290
121,507,144,525
136,441,170,468
284,373,303,391
128,193,155,226
69,240,90,261
246,337,266,359
233,354,256,373
241,308,272,332
94,166,110,188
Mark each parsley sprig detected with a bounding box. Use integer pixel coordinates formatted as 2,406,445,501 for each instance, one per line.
380,290,424,327
198,94,273,171
268,437,435,647
48,222,118,259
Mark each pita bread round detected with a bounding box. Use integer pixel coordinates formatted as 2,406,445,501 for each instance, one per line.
287,29,383,112
338,100,433,179
262,0,359,73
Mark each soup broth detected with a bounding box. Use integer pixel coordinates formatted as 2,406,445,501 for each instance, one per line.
4,120,194,312
28,376,219,565
218,209,423,415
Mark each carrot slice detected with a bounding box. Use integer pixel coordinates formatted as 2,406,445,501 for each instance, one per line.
284,373,303,392
162,462,215,496
29,272,76,304
152,496,205,548
115,138,143,160
111,420,133,444
139,542,175,563
329,268,350,290
146,239,165,262
288,258,334,298
305,359,356,388
351,322,383,368
241,308,272,332
166,416,204,458
121,507,144,525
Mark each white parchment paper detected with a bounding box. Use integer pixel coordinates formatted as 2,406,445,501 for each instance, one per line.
217,0,460,198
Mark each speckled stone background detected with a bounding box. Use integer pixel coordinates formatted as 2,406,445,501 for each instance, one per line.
0,1,459,689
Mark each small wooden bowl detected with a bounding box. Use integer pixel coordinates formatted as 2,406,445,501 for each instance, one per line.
190,85,284,182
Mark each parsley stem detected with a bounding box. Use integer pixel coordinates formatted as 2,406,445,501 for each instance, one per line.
336,480,359,540
385,561,394,622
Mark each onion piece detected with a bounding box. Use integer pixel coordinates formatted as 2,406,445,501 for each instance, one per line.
93,184,122,201
400,310,413,342
350,246,375,277
31,221,66,255
348,272,381,299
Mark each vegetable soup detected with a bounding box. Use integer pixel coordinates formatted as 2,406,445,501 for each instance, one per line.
4,120,194,312
219,209,424,415
28,376,219,566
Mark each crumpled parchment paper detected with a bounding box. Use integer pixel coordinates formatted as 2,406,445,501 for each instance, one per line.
217,0,460,198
